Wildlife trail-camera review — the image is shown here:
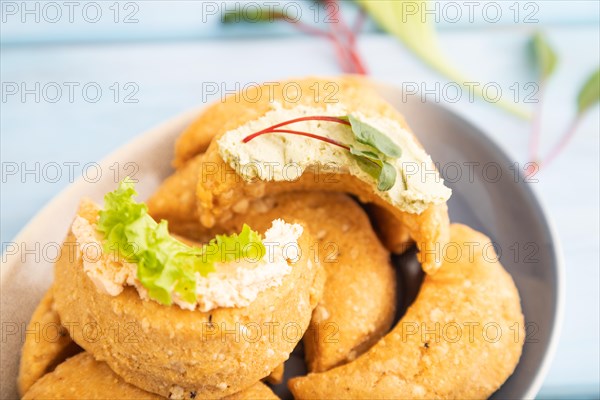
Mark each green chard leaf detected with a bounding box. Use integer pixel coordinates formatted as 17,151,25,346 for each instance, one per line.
349,145,397,191
530,32,558,81
343,115,403,192
356,0,530,119
378,162,397,191
346,115,402,158
577,68,600,115
350,147,383,180
97,179,266,306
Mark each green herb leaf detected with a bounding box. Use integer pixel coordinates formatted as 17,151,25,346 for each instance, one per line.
350,148,382,180
349,146,382,161
378,162,397,191
347,115,402,158
97,179,266,306
345,116,401,192
349,146,398,191
352,155,381,181
577,68,600,115
530,32,558,81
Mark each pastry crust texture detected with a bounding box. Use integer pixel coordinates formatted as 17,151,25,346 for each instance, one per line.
23,352,279,400
53,201,324,399
153,183,397,373
17,286,81,396
208,192,397,373
288,224,525,399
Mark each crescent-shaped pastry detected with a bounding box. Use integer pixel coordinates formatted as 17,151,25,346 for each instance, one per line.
17,286,81,396
22,352,278,400
288,224,525,399
207,192,397,372
188,76,451,273
53,199,324,399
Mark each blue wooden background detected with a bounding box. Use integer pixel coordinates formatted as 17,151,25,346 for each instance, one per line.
1,1,599,398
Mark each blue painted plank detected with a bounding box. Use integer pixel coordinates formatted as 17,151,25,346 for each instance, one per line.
1,0,598,45
1,27,599,397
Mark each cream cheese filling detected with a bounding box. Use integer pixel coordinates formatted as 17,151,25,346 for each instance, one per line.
71,216,302,312
217,102,451,214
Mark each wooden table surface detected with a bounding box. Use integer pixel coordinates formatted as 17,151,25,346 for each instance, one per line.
1,1,599,398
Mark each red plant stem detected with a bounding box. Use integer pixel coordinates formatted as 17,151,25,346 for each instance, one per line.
280,16,354,73
325,0,367,74
328,17,353,72
335,1,368,74
327,0,352,47
242,125,381,169
273,0,367,75
528,83,546,162
245,128,351,151
243,116,351,142
540,115,582,168
330,34,354,73
348,47,368,74
352,8,366,36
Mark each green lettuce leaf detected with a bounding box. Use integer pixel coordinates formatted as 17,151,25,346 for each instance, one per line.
96,178,266,306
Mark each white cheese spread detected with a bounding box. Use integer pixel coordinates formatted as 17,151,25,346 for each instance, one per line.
72,216,302,312
217,102,451,214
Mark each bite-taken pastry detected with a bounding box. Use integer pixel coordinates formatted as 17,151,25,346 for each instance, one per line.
17,287,81,396
289,224,525,399
52,180,325,399
210,192,398,373
22,353,279,400
188,76,451,273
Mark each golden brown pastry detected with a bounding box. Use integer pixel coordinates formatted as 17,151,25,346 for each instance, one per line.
23,353,161,400
17,286,81,396
23,353,279,400
188,76,450,274
53,200,324,399
223,192,397,373
366,204,413,254
150,155,399,372
148,154,206,241
265,363,284,385
289,224,525,399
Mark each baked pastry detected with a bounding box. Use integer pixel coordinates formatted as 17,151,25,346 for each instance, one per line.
22,353,279,400
17,286,81,396
196,192,397,372
366,204,413,254
53,181,324,399
289,224,525,399
189,76,451,274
